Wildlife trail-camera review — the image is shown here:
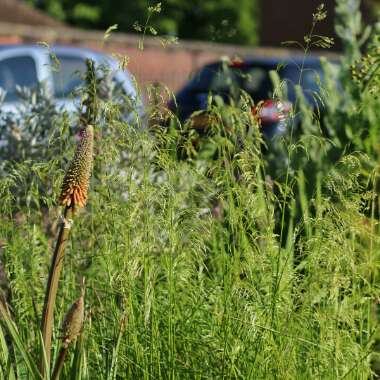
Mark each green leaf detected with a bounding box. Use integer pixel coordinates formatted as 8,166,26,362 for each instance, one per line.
109,314,127,380
0,302,41,379
149,26,158,36
38,331,50,380
0,324,16,380
104,24,118,42
133,21,142,32
69,335,84,380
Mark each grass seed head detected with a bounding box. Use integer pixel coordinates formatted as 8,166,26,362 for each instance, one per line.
59,125,94,213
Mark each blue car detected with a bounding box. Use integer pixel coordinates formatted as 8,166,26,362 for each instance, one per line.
0,44,143,122
169,56,329,139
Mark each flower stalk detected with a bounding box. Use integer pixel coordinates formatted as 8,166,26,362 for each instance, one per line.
40,124,93,377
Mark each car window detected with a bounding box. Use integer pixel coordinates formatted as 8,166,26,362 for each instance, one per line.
281,64,323,102
210,64,275,102
0,55,38,102
300,68,323,93
242,68,268,92
52,55,87,98
239,66,274,100
184,65,219,92
210,69,237,93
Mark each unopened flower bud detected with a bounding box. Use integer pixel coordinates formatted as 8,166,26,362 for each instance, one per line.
61,295,84,348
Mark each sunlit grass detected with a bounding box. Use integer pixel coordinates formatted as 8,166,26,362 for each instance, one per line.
0,2,380,378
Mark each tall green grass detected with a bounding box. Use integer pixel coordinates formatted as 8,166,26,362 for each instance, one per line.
0,1,380,378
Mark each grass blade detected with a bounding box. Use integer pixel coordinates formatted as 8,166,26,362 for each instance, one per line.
0,302,41,379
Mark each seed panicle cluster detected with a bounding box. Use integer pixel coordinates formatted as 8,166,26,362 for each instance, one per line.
59,125,94,212
351,50,380,96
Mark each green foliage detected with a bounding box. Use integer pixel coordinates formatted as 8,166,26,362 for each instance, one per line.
27,0,259,45
72,4,101,24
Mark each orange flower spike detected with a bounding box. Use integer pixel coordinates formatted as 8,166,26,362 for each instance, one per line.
59,125,94,213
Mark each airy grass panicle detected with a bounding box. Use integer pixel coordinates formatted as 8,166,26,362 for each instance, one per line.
59,124,94,212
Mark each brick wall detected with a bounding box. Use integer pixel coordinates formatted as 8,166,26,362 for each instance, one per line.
0,22,339,92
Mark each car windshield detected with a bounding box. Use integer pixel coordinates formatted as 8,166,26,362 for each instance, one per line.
279,64,323,102
187,61,324,104
210,64,274,101
0,55,38,102
52,55,87,98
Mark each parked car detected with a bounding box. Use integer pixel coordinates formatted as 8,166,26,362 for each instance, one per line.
0,44,143,121
169,56,330,139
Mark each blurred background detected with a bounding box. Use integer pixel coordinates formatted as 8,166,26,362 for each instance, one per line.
0,0,377,91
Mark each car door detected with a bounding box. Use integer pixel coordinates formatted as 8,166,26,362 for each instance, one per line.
0,47,51,112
